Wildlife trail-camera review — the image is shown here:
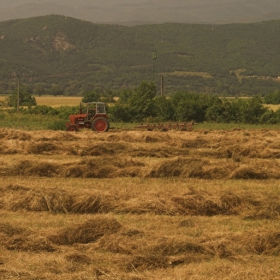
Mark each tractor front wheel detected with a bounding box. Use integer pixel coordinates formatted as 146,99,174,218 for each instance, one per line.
66,125,78,132
91,117,109,132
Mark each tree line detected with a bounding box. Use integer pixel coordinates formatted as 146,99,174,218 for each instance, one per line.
5,81,280,126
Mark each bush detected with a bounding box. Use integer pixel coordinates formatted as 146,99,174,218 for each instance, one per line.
47,120,67,131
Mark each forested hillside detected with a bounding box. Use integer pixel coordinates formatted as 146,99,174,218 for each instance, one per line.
1,15,280,96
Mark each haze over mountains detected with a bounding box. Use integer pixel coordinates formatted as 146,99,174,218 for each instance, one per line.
1,0,280,24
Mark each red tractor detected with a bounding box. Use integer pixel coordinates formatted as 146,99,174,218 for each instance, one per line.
66,102,110,132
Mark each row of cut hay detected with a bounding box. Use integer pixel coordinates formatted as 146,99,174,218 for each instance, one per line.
95,228,144,255
3,185,116,214
2,127,280,145
241,231,280,255
4,235,56,252
2,185,280,218
0,139,133,156
213,144,280,159
1,217,279,264
0,128,32,141
0,221,55,252
115,131,172,144
0,222,29,236
168,137,209,149
2,128,280,161
0,217,122,251
0,157,144,178
48,216,123,245
9,188,73,213
129,148,172,158
0,142,21,154
31,231,280,267
146,157,280,180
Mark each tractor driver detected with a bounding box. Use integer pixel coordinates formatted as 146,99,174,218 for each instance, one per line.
89,108,96,118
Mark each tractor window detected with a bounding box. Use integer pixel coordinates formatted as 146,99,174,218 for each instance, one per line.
96,104,106,114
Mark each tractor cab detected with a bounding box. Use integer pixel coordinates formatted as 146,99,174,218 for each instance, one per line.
79,102,106,117
66,102,110,132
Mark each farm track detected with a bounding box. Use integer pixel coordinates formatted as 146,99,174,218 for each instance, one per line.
0,128,280,279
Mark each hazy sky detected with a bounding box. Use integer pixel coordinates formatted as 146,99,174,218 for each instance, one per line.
1,0,280,24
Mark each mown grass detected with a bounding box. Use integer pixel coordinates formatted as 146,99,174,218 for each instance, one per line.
0,128,280,279
1,176,280,279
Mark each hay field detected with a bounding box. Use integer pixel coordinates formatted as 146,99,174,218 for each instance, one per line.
0,95,82,107
0,128,280,279
35,96,82,107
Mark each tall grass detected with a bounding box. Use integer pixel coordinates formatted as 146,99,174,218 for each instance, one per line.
1,110,280,131
0,112,64,130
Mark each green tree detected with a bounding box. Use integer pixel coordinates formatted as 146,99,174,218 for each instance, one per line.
154,96,174,121
170,92,215,122
33,84,46,96
264,91,280,104
50,85,63,96
259,110,277,124
118,88,133,103
240,96,267,124
82,91,101,103
5,89,37,107
128,81,157,122
206,98,238,123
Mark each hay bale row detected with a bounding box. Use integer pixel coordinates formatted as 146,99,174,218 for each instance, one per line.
49,217,122,245
9,189,73,213
147,157,238,179
2,186,279,218
242,231,280,255
1,218,279,264
4,235,55,252
147,157,207,178
4,129,32,141
0,157,143,178
0,222,28,236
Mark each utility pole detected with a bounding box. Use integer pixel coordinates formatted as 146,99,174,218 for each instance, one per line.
17,75,20,113
161,74,164,97
153,52,157,82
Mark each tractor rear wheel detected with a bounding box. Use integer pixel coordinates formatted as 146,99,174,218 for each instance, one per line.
91,117,109,132
67,125,78,132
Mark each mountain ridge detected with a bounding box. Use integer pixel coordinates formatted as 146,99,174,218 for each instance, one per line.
1,15,280,96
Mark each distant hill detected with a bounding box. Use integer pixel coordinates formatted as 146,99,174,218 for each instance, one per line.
1,0,280,25
1,15,280,96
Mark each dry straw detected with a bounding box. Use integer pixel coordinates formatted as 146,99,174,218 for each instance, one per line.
49,216,123,245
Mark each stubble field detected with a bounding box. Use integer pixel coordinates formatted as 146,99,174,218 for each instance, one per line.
0,127,280,279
